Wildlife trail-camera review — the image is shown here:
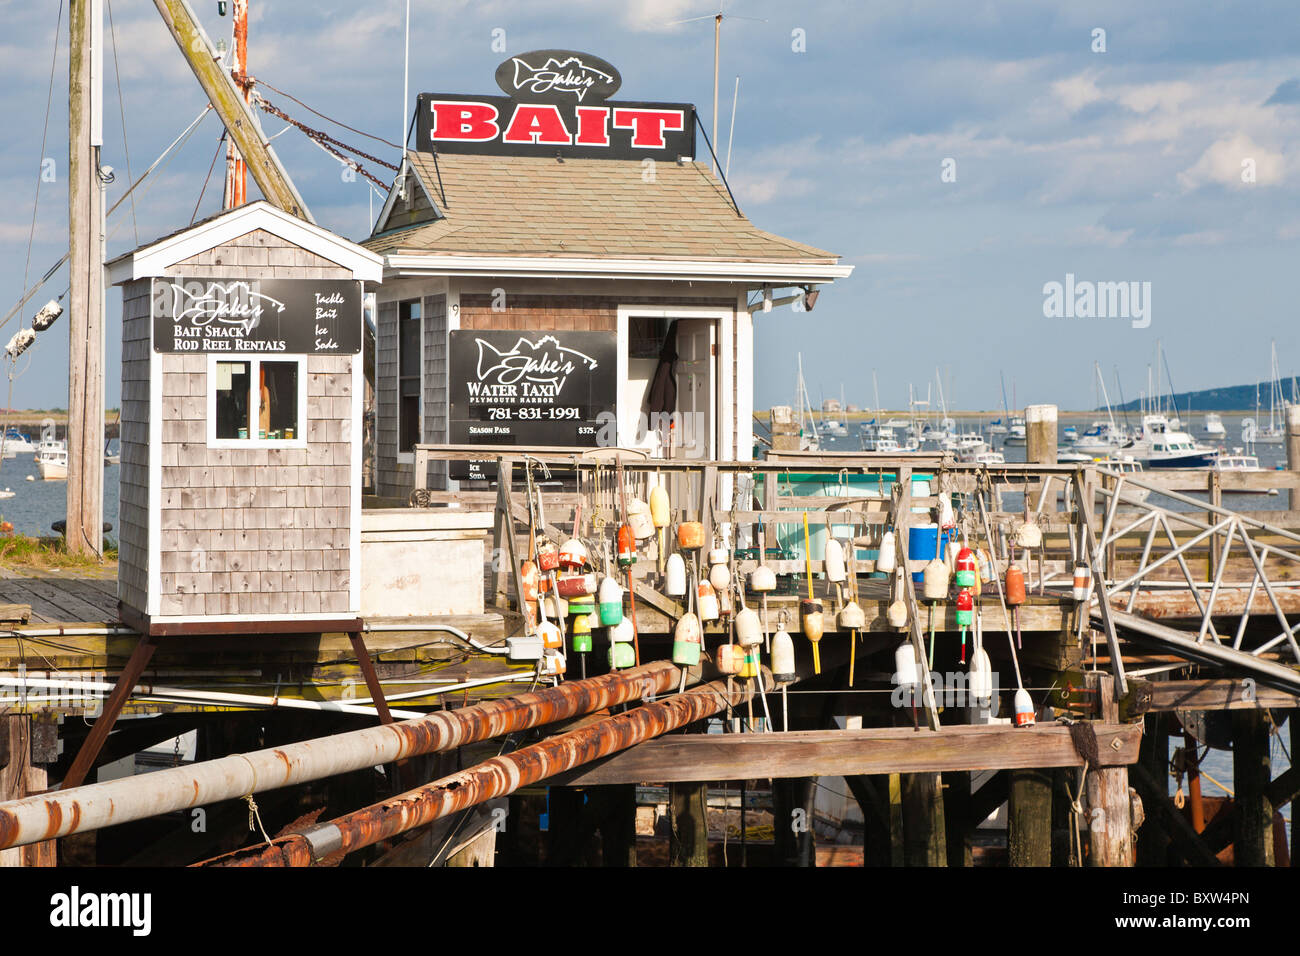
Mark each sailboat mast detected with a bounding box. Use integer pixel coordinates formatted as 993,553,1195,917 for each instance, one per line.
223,0,249,208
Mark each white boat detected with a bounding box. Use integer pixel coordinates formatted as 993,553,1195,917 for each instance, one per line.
1202,412,1225,438
1062,425,1078,442
942,431,987,455
0,428,36,455
1073,420,1131,456
821,418,848,439
1128,414,1218,468
794,354,820,452
36,438,68,480
1249,342,1290,445
1098,455,1151,504
1057,449,1093,463
1004,416,1027,445
1213,451,1278,495
959,448,1004,465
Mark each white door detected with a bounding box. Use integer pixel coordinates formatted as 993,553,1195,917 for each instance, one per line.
674,319,715,462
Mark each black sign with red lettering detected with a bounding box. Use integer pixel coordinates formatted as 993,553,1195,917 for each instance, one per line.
415,92,696,161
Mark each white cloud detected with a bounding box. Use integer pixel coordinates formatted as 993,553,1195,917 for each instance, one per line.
1052,72,1103,112
1177,133,1285,189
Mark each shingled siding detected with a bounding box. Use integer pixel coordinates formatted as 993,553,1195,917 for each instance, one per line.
118,279,153,613
375,299,404,498
422,293,448,491
458,294,734,330
153,352,354,616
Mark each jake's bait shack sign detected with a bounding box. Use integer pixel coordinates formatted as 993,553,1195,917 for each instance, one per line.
152,278,363,353
449,330,615,479
416,49,695,161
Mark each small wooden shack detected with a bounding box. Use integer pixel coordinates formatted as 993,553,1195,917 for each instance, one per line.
107,201,383,634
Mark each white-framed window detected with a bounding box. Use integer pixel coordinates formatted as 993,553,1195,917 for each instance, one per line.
207,353,309,449
397,298,422,463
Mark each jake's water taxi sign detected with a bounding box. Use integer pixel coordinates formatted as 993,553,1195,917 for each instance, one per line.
417,50,695,161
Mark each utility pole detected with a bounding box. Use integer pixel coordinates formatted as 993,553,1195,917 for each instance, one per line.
67,0,105,558
222,0,249,208
711,13,720,175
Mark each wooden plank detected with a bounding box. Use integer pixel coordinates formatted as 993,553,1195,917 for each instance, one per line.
0,604,31,624
551,723,1142,786
1,577,115,623
1134,679,1300,713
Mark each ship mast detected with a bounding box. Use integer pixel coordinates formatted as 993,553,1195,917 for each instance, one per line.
222,0,249,208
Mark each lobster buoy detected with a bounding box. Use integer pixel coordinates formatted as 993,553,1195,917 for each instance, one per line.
537,542,560,573
739,646,759,680
610,617,635,644
750,565,776,592
716,643,745,675
800,598,824,674
649,485,671,528
923,557,949,602
1014,688,1036,727
1005,564,1026,606
665,553,687,597
717,585,734,618
557,573,598,599
736,606,763,647
708,561,731,591
559,538,589,570
976,548,993,584
955,587,974,663
617,524,636,568
521,561,540,603
677,521,705,550
697,581,720,622
954,547,977,589
627,499,655,539
938,495,955,530
970,646,993,704
538,619,564,650
772,628,796,684
598,576,624,626
673,613,702,666
708,546,729,568
568,597,595,620
544,592,568,620
568,615,591,653
894,642,919,688
887,596,909,629
1015,519,1043,550
608,642,635,669
876,529,897,573
838,599,866,630
542,648,567,676
1072,562,1092,602
824,538,846,583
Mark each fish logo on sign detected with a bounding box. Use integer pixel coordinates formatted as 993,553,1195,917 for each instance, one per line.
494,49,622,103
475,335,598,392
167,280,285,335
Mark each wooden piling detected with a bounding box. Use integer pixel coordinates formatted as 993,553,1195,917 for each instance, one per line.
1135,712,1171,866
1230,710,1274,866
901,772,947,866
1287,405,1300,510
596,784,638,867
0,716,55,867
1008,767,1053,866
1085,672,1134,867
943,770,973,867
1026,404,1058,466
669,782,709,866
773,777,816,867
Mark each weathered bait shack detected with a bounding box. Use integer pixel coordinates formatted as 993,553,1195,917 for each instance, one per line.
107,201,382,633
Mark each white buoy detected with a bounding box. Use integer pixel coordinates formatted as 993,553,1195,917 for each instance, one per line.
772,628,796,683
1014,688,1036,727
1072,562,1092,602
750,565,776,592
876,529,897,573
697,581,720,622
894,642,919,688
736,606,763,647
824,538,846,583
969,646,993,705
708,561,731,591
665,553,687,596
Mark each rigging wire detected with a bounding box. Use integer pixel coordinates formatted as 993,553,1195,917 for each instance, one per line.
192,131,228,225
105,0,139,247
21,0,65,301
249,75,402,151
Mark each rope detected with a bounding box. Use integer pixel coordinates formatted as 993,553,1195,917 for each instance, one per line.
244,794,272,845
21,0,64,299
192,131,227,225
105,0,138,246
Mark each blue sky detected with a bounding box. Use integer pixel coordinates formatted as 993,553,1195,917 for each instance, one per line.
2,0,1299,411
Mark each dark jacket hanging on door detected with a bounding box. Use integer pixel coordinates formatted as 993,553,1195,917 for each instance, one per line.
644,320,679,417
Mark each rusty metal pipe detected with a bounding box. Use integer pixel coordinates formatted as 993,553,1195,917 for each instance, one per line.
202,676,745,866
0,661,682,850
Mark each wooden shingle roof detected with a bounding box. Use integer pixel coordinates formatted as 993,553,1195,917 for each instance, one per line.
364,152,839,264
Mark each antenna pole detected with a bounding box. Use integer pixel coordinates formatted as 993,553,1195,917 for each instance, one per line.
711,13,720,174
725,74,739,178
223,0,248,208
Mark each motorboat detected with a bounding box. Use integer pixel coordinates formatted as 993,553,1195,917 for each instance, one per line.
36,439,68,480
942,431,987,455
1214,451,1278,495
1098,455,1151,505
1062,425,1078,442
1128,415,1218,468
0,428,36,455
959,448,1005,465
1003,416,1027,445
1202,413,1225,438
1072,421,1131,456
